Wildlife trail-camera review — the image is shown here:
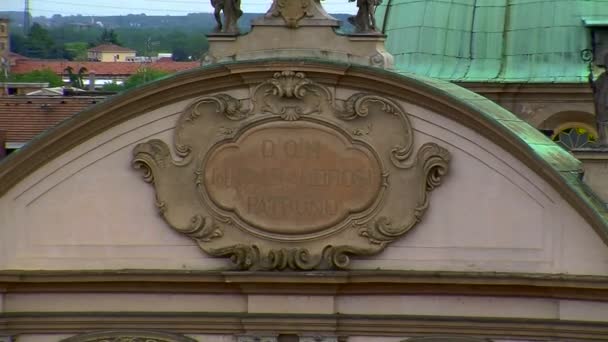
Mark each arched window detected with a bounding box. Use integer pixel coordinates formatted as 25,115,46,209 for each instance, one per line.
551,123,598,150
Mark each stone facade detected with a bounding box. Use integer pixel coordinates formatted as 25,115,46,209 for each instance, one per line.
0,2,607,342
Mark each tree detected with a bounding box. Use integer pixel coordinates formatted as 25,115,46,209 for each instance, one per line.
123,68,170,89
3,69,64,87
9,33,26,56
64,66,88,89
172,46,189,61
64,42,89,61
98,29,121,45
24,23,56,58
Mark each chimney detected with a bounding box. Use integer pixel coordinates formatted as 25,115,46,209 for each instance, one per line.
88,71,96,91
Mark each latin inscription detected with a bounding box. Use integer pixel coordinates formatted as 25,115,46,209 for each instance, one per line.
203,122,383,235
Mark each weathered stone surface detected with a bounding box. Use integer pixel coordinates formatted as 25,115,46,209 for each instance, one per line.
204,121,383,235
132,71,450,270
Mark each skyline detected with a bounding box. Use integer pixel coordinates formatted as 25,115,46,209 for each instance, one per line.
1,0,358,17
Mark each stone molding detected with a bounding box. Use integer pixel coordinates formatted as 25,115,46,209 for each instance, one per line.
132,71,449,270
1,313,607,340
237,336,277,342
0,270,608,301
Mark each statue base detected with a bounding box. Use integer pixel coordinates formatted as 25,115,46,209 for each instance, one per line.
204,24,393,69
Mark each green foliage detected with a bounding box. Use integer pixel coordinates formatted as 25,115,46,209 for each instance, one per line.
99,28,121,45
27,23,67,59
64,66,88,89
101,81,124,92
100,68,170,92
110,28,208,60
1,69,64,87
10,22,210,62
123,68,170,89
11,23,71,59
64,42,89,61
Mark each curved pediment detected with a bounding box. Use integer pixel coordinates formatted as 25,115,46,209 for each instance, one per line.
0,59,607,273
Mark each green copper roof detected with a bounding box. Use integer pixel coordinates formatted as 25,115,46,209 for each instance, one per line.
377,0,608,82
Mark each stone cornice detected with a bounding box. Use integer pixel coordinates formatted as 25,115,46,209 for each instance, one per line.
0,270,607,300
0,312,607,340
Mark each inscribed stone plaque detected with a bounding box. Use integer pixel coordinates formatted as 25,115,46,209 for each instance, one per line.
133,71,450,270
203,121,383,236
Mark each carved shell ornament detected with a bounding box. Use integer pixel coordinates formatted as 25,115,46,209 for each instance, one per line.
133,71,450,270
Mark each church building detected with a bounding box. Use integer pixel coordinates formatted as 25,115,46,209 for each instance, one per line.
0,0,607,341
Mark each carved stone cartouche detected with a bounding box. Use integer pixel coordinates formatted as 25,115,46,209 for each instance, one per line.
133,71,450,270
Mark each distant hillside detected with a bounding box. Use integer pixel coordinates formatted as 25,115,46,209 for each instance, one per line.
1,11,353,33
0,11,29,29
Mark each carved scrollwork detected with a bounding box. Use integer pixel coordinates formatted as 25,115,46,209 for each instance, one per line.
335,93,415,168
132,70,451,270
252,71,332,120
175,94,247,158
359,142,450,244
207,244,379,270
132,139,172,185
132,141,224,242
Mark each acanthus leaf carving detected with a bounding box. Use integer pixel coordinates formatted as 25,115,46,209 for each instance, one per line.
252,71,332,120
133,70,451,270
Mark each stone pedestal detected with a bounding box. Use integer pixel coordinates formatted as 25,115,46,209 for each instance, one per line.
204,0,393,69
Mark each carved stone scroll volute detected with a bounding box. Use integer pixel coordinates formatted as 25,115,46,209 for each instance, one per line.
133,71,450,270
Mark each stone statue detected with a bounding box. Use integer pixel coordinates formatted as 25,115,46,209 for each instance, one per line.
593,54,608,145
348,0,382,33
211,0,243,34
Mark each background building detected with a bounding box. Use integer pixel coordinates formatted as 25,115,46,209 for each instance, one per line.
0,3,608,341
0,18,8,59
87,43,137,62
378,0,608,149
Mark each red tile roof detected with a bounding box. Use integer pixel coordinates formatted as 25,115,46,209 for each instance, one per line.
0,96,104,143
8,52,28,60
8,52,28,66
10,60,200,77
87,44,136,53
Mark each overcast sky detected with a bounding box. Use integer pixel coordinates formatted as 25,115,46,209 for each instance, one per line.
1,0,357,16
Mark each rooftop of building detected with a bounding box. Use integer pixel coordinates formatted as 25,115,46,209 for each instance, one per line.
0,95,106,144
87,44,136,53
377,0,608,83
10,60,200,76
